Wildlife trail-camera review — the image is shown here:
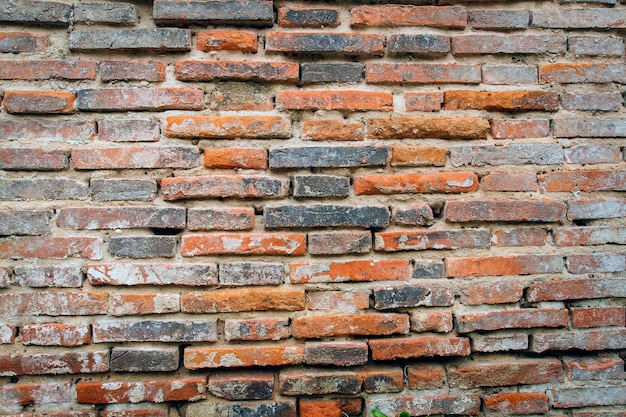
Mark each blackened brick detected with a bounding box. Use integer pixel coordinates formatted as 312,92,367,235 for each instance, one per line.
188,207,254,231
219,262,284,286
279,369,361,395
469,10,529,30
387,34,450,56
93,320,217,343
108,236,177,258
304,341,369,366
278,7,339,28
73,3,139,25
183,401,296,417
153,0,274,27
0,0,71,25
69,28,191,51
264,205,390,229
391,204,434,226
0,32,47,52
209,373,274,400
57,207,186,230
373,286,454,309
0,210,51,236
412,260,445,279
269,146,388,168
266,32,384,56
293,175,350,198
90,179,157,202
110,347,179,372
300,63,363,84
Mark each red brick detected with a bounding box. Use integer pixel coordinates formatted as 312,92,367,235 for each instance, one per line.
176,61,298,82
77,88,203,111
197,30,257,52
225,318,290,341
370,337,470,360
188,207,254,231
460,281,524,305
491,228,548,247
528,278,625,302
292,313,409,338
307,231,372,255
166,115,291,139
185,345,304,369
182,233,306,256
266,32,384,56
57,207,185,229
359,367,404,393
72,146,198,170
491,118,550,139
374,229,489,252
446,254,563,278
3,383,72,406
0,60,96,80
457,308,569,333
390,145,447,167
445,200,566,222
405,92,444,111
482,172,538,191
300,399,361,417
110,293,180,316
305,290,370,312
351,5,466,28
407,364,446,390
77,379,206,404
304,341,368,367
0,32,48,53
368,116,489,139
410,312,453,333
0,323,15,344
21,324,90,346
453,34,566,55
0,148,68,170
539,170,626,192
540,63,626,84
87,263,217,286
572,307,626,328
484,393,549,415
0,291,107,316
276,90,393,112
564,357,625,380
277,7,340,28
366,63,481,84
354,172,479,195
290,259,409,283
99,60,166,82
554,226,626,246
0,351,109,376
300,119,364,141
444,90,559,111
204,148,267,169
181,288,305,313
162,175,288,200
0,236,102,259
3,91,75,114
447,359,563,388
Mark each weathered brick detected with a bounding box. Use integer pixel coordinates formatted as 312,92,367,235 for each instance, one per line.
300,399,361,417
370,337,470,361
300,119,364,141
366,63,481,84
567,253,625,274
77,379,205,404
277,90,392,111
21,324,90,346
367,395,480,417
182,288,305,313
482,172,538,191
110,293,180,316
98,119,160,142
73,2,139,25
0,291,107,316
445,200,567,223
360,367,405,393
351,5,466,28
0,236,101,259
69,28,191,51
412,260,445,279
410,312,453,333
368,116,489,139
469,10,529,30
300,63,363,84
407,364,446,390
572,307,626,329
567,199,626,220
166,115,291,139
453,34,566,55
197,30,257,52
491,119,550,139
219,262,284,286
564,145,623,164
532,329,626,352
0,60,96,80
539,170,626,192
561,93,623,111
0,410,96,417
391,203,434,226
388,34,450,56
161,175,288,200
293,175,349,199
225,318,289,341
451,144,562,166
305,290,370,312
375,229,490,252
88,263,217,286
57,207,185,230
90,179,157,202
188,207,254,231
204,148,267,169
183,401,297,417
485,393,549,415
0,210,51,236
270,145,387,169
3,383,73,406
110,347,179,372
3,91,74,114
209,372,274,400
470,334,529,353
0,148,69,171
0,323,15,344
446,254,563,277
99,60,166,82
0,178,86,200
540,64,626,84
93,320,217,343
528,278,626,302
290,259,409,284
176,61,298,83
554,226,626,246
266,32,384,56
391,145,447,167
532,8,626,29
304,341,368,366
445,90,559,111
554,387,626,409
457,309,568,333
373,286,454,309
491,227,548,247
279,369,361,395
0,351,109,376
447,359,563,388
563,356,625,380
354,172,479,195
482,65,538,85
278,7,339,27
101,409,166,417
404,92,444,111
265,204,389,229
153,0,274,27
568,35,625,56
185,345,304,369
0,0,71,25
460,281,524,305
292,313,409,338
76,88,203,112
208,82,274,111
182,233,306,256
108,236,177,259
0,32,47,53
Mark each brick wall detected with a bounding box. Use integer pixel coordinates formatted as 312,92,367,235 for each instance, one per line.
0,0,625,415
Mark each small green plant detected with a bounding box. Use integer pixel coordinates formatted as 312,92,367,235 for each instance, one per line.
371,410,411,417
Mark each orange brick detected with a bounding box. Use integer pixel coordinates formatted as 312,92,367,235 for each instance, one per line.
485,393,549,415
368,116,489,139
204,148,267,169
461,282,524,305
300,119,364,141
491,119,550,139
571,307,626,328
292,313,409,338
181,288,305,313
21,324,90,346
3,91,75,114
166,115,291,139
407,364,446,389
446,254,563,278
354,172,479,195
444,90,559,111
539,170,626,192
184,345,304,369
405,92,444,111
300,399,361,417
276,90,393,112
196,30,257,52
390,145,446,167
182,233,306,256
77,379,205,404
0,236,102,260
291,259,409,283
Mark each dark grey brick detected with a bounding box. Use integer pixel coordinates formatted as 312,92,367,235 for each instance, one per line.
0,0,71,25
69,28,191,51
293,175,350,198
93,319,218,343
183,401,296,417
280,8,339,28
388,34,450,55
553,386,626,408
91,179,157,202
300,63,363,84
0,210,51,236
450,144,563,166
264,205,390,229
392,204,434,226
110,347,179,372
469,10,530,30
209,373,274,400
374,286,454,309
412,260,445,279
304,342,369,366
269,146,388,169
153,0,273,27
308,231,372,255
73,3,139,25
108,236,177,258
219,262,284,286
57,207,186,230
279,369,361,395
0,179,88,201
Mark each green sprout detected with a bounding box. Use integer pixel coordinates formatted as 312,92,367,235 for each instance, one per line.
371,410,411,417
